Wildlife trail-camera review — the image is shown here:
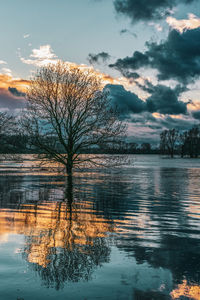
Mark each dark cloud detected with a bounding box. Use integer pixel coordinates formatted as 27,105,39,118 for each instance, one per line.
110,51,149,70
114,0,195,23
192,110,200,120
105,84,146,119
8,87,26,97
0,88,26,111
139,80,188,114
87,52,111,65
110,28,200,84
105,82,188,119
120,29,128,34
121,70,140,80
146,86,187,115
119,29,137,38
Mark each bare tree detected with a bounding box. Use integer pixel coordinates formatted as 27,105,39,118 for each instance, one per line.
0,112,13,133
179,131,188,158
23,61,126,175
0,112,15,153
160,129,179,158
180,126,200,158
141,143,151,154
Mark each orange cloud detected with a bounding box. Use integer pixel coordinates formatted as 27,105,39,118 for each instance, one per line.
0,74,28,110
0,74,29,92
19,44,131,88
187,101,200,112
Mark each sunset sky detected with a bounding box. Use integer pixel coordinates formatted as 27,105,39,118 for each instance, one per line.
0,0,200,143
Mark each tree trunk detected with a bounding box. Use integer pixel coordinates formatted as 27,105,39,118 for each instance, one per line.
65,175,73,203
66,163,73,175
66,154,73,175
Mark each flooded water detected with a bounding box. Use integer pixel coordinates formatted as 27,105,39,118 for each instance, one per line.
0,155,200,300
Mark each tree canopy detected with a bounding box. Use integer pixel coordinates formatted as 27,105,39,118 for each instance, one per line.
23,61,126,174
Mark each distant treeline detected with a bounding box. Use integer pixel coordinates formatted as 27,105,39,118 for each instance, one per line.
0,134,29,154
1,129,200,157
160,126,200,158
0,110,199,157
0,134,159,155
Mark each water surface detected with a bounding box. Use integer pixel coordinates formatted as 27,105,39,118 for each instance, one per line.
0,155,199,299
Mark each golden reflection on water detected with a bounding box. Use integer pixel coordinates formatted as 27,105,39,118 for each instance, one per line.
171,279,200,300
0,201,115,268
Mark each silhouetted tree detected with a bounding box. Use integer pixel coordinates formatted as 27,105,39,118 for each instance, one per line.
141,142,151,154
0,112,15,153
23,61,126,175
160,129,179,158
186,126,200,158
179,130,188,158
129,142,138,153
179,126,200,158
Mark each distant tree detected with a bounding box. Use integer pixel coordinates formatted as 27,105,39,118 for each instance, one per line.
187,126,200,158
129,142,138,153
23,61,126,175
141,143,151,153
180,126,200,158
0,112,15,153
179,131,188,158
160,130,167,155
118,141,128,153
160,129,179,158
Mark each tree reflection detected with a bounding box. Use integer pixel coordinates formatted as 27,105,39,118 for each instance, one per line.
0,161,200,296
4,175,112,290
0,174,24,207
26,237,110,290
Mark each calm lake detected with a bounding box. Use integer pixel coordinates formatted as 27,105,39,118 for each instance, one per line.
0,155,199,300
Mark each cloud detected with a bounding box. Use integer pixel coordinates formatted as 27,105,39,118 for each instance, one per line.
0,87,26,111
126,111,198,143
30,45,56,60
105,84,146,119
23,34,30,39
8,87,26,97
20,46,115,85
105,82,188,119
0,74,29,92
156,114,198,130
119,29,137,38
144,82,188,115
19,45,131,88
148,22,163,32
129,110,199,141
20,45,58,67
113,0,196,23
1,68,12,76
0,60,7,65
110,51,149,74
88,52,111,65
192,110,200,119
166,13,200,33
110,28,200,84
0,74,27,112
